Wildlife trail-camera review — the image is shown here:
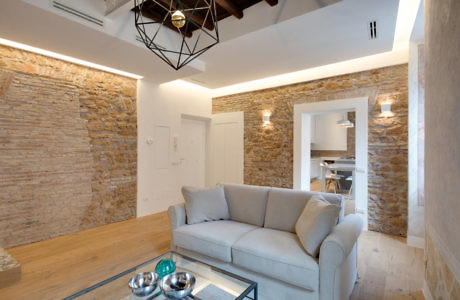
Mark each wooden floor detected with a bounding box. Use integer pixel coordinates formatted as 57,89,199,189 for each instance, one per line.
0,212,171,300
0,212,424,300
351,231,425,300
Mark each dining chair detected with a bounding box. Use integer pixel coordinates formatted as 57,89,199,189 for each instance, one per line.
320,162,343,193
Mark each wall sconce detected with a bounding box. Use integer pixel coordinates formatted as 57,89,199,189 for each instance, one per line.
262,112,271,125
381,102,391,113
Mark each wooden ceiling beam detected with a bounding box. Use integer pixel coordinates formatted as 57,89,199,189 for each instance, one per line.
265,0,278,6
137,8,193,38
154,0,215,31
215,0,243,19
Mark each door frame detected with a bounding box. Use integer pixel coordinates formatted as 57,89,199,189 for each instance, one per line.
293,97,368,223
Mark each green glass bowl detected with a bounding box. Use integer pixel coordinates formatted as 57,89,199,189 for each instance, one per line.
155,258,176,278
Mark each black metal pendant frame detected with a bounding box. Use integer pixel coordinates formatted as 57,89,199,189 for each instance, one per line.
134,0,219,70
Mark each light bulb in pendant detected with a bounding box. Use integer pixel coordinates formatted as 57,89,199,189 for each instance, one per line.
172,10,186,28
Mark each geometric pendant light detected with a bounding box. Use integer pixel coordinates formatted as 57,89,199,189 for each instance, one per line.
134,0,219,70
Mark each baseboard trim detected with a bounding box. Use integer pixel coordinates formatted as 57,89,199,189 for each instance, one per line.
423,280,433,300
407,235,425,249
426,224,460,285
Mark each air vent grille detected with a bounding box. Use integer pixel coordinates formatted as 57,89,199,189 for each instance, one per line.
369,21,377,39
52,1,104,27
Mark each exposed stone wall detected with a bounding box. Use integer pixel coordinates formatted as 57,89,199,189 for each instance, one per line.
213,64,408,236
0,45,137,248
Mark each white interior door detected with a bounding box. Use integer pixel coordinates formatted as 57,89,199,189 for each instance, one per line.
180,117,207,188
208,112,244,186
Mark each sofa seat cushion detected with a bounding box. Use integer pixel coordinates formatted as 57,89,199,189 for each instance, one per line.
232,228,319,291
173,220,258,263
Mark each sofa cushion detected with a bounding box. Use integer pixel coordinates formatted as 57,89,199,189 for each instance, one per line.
264,188,311,232
182,185,229,225
173,220,257,262
232,228,319,291
313,192,344,222
295,195,341,257
223,184,269,227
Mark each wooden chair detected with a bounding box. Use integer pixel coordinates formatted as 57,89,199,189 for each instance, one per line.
320,162,343,193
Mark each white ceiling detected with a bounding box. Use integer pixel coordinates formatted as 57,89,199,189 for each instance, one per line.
186,0,400,88
0,0,401,88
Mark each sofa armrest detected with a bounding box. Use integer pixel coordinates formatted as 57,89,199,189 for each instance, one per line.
319,214,363,300
168,203,186,230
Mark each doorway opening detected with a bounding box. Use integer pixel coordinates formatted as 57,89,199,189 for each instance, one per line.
293,97,368,229
309,110,356,215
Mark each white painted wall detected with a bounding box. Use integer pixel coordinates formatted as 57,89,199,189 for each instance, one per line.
137,79,212,217
407,0,425,249
408,41,425,248
311,113,348,151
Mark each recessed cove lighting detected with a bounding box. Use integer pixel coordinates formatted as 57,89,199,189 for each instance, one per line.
393,0,421,50
0,37,143,80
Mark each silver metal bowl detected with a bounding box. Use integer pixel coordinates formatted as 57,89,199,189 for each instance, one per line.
160,272,196,299
128,271,159,297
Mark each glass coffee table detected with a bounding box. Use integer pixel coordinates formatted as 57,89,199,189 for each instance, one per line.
65,251,257,300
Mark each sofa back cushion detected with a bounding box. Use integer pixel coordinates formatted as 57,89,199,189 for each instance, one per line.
264,188,344,233
264,188,310,232
182,185,229,225
316,192,344,222
223,183,269,227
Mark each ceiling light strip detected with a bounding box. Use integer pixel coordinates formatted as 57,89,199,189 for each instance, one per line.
393,0,421,50
0,37,143,79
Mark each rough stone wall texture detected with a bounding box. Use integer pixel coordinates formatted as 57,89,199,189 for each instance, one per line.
213,64,408,236
425,234,460,298
0,45,137,248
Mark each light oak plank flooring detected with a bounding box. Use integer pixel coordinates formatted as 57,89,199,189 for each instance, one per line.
0,212,170,299
0,211,424,299
351,231,425,300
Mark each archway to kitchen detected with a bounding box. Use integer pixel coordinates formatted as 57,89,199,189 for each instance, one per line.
293,97,368,228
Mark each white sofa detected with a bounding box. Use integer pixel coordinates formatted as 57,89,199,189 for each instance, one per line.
168,183,363,300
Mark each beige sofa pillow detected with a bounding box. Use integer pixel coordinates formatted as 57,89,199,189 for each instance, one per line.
182,185,229,225
295,195,341,257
